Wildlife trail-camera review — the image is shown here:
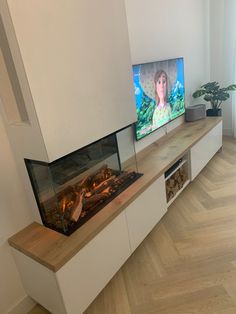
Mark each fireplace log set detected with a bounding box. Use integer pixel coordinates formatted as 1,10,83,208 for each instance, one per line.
166,166,187,203
43,165,139,233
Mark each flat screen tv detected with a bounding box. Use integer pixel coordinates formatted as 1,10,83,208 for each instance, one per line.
132,57,185,140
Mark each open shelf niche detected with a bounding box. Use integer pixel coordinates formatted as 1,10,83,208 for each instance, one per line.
165,153,190,206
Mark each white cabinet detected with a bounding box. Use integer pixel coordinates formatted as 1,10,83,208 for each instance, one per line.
8,119,223,314
125,175,167,252
57,212,131,314
11,177,168,313
190,121,222,180
12,211,131,314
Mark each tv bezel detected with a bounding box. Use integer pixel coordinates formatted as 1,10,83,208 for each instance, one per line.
133,57,186,141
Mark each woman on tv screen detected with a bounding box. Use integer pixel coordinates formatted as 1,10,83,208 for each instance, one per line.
152,70,172,130
132,57,185,140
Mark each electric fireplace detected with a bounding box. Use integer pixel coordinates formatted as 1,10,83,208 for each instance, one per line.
25,127,142,235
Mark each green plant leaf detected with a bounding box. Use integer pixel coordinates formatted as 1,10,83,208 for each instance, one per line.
226,84,236,91
217,92,230,101
192,89,206,98
193,81,236,107
204,94,212,102
201,81,219,92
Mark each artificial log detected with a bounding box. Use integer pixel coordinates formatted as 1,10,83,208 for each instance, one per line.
70,190,84,222
42,164,139,232
92,176,116,193
166,167,187,202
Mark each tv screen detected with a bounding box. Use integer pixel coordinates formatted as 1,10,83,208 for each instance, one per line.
133,57,185,140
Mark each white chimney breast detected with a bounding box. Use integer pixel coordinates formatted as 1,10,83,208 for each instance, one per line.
2,0,137,162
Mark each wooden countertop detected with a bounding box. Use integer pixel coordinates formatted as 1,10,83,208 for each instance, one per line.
8,117,222,272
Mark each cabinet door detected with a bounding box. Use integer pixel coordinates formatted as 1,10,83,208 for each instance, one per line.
190,121,222,180
56,211,131,314
125,175,167,252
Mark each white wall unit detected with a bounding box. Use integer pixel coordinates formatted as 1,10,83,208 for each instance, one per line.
125,175,167,252
11,177,168,314
190,121,222,180
12,211,131,314
11,249,67,314
57,211,131,314
8,119,223,314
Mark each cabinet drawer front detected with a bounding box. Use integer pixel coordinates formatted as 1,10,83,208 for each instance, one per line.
57,211,131,314
190,121,222,180
125,175,167,252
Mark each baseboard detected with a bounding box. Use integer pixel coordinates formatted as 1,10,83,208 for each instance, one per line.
7,295,35,314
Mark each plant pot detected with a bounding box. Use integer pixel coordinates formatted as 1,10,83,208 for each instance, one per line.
206,108,222,116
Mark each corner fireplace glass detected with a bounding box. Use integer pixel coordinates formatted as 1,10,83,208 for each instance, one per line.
25,127,141,236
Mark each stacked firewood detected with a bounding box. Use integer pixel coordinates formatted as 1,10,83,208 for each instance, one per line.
166,167,187,203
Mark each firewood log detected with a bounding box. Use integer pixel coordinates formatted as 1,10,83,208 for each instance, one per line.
177,176,182,184
168,178,175,188
93,176,116,192
83,193,108,211
75,174,92,192
91,165,113,184
70,191,84,222
168,191,174,201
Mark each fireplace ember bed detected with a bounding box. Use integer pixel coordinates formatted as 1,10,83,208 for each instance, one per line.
25,129,142,235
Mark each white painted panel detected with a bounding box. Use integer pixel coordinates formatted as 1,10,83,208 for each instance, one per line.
6,0,136,161
57,211,131,314
125,175,167,252
11,249,67,314
190,121,222,180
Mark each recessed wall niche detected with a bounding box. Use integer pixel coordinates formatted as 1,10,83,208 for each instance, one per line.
0,16,29,124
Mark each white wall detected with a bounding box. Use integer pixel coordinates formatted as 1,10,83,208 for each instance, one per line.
124,0,210,152
209,0,236,136
0,113,35,313
125,0,210,98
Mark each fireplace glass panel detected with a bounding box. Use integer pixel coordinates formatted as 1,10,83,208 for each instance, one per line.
25,129,141,235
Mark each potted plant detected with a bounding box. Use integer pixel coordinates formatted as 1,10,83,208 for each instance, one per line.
192,81,236,116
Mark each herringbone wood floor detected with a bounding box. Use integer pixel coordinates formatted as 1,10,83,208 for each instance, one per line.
30,137,236,314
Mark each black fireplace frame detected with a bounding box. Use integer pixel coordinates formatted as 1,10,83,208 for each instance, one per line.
25,124,142,236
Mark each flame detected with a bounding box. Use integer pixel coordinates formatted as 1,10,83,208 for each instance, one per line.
60,197,74,213
61,199,67,213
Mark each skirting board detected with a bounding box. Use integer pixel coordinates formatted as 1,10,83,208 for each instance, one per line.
7,295,35,314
